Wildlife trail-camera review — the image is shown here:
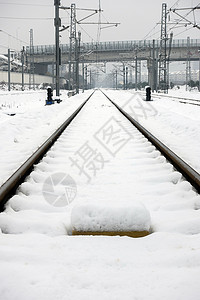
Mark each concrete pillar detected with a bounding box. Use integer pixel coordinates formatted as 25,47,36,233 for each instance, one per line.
34,64,48,75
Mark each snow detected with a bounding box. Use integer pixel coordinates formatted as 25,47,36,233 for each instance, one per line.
71,200,151,232
0,89,92,185
105,88,200,172
0,233,200,300
0,88,200,299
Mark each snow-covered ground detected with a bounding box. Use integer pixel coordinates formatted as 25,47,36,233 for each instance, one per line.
0,89,92,185
0,88,200,300
105,87,200,173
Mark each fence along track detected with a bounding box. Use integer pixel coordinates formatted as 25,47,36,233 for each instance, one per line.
100,89,200,194
0,91,95,211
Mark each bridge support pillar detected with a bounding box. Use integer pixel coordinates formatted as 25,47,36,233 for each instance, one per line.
34,64,48,75
147,58,157,92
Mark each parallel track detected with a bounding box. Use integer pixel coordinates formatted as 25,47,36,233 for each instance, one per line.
0,89,199,212
139,91,200,106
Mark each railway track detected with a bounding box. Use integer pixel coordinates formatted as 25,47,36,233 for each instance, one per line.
139,90,200,106
0,91,94,211
101,90,200,193
0,89,199,218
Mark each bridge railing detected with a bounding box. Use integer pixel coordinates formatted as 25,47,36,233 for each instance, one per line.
26,39,200,55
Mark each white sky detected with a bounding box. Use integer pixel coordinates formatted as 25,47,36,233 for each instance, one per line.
0,0,199,53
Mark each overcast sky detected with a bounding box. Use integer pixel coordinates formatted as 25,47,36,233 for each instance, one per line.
0,0,199,53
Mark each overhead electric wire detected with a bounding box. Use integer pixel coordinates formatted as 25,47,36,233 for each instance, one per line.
0,2,52,6
77,23,96,43
63,8,97,43
0,29,28,45
0,16,54,20
173,26,195,37
170,0,181,9
143,0,200,42
143,0,181,41
143,25,160,40
167,8,192,32
168,2,200,32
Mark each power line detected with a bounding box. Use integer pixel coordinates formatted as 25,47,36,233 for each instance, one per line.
143,0,199,41
0,2,52,6
173,26,194,37
0,16,54,20
167,8,192,32
143,0,179,41
0,44,23,53
0,29,28,45
63,8,97,42
77,23,96,42
169,8,200,30
170,0,181,10
143,23,160,40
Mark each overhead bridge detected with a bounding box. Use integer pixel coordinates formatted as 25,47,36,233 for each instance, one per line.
26,39,200,75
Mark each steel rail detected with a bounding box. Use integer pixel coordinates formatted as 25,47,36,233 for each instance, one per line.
139,91,200,105
0,91,95,211
101,90,200,194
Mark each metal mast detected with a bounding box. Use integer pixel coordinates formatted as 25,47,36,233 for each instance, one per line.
135,51,138,91
29,29,35,90
138,59,141,89
75,31,81,94
186,36,191,90
159,3,167,93
21,46,25,91
8,48,11,91
69,3,77,90
167,32,173,89
54,0,61,98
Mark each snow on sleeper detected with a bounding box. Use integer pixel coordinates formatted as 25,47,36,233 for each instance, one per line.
71,200,151,237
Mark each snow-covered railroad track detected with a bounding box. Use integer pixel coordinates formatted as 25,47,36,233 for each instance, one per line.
0,86,200,220
0,89,200,300
0,89,199,215
101,90,200,193
139,91,200,106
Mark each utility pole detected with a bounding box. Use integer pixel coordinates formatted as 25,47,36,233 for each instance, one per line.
198,49,200,92
155,46,159,91
152,39,156,92
85,65,87,90
123,63,125,90
21,46,25,91
186,36,191,91
82,62,84,92
8,48,11,91
29,29,35,90
167,32,173,90
52,61,55,86
115,70,118,89
54,0,61,98
135,52,138,91
125,66,128,89
75,31,81,94
159,3,167,93
69,3,76,90
130,66,133,87
90,69,92,89
59,4,119,92
138,59,141,89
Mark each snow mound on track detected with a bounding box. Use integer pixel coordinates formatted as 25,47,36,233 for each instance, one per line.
71,200,151,232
